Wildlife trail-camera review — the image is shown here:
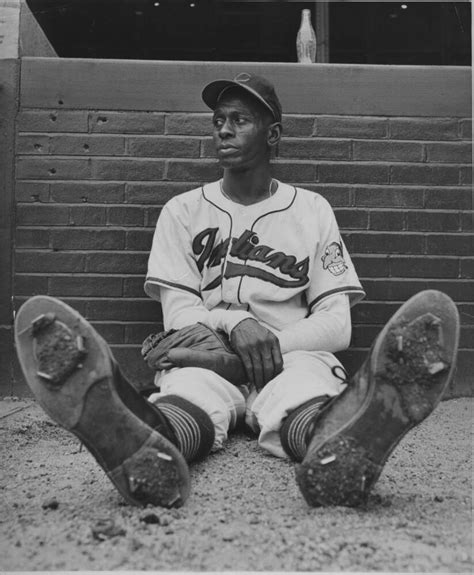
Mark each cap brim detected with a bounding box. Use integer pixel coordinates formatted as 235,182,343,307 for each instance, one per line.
202,79,279,121
202,80,238,110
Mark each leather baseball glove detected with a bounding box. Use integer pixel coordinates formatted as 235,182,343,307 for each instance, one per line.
141,322,247,386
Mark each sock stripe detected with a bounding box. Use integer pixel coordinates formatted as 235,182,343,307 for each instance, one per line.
157,403,201,461
154,404,188,454
152,395,215,462
290,406,321,457
280,396,331,462
286,408,316,462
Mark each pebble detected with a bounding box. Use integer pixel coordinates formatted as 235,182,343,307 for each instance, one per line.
42,497,59,510
139,511,160,525
91,518,126,541
222,533,235,542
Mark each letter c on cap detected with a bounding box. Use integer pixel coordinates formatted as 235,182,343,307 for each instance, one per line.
235,72,251,83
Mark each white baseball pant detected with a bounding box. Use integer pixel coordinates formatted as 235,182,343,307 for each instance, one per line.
148,349,346,458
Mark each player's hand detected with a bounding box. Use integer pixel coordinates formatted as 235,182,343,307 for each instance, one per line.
230,318,283,391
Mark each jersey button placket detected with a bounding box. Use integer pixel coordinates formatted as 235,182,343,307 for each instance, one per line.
221,228,237,304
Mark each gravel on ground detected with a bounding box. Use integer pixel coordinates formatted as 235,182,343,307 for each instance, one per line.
0,397,472,572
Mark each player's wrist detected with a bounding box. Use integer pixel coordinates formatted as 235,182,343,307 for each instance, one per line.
207,310,255,336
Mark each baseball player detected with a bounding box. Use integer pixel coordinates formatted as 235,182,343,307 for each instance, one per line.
14,73,459,509
144,72,366,459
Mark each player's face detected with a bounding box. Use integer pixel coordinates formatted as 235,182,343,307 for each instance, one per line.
212,91,275,170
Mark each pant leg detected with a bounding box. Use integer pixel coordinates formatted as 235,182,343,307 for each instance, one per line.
246,350,346,459
148,367,247,451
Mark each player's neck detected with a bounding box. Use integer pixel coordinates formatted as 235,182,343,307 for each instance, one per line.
222,168,275,206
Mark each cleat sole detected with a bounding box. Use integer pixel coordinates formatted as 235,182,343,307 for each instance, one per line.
297,290,460,507
15,295,190,508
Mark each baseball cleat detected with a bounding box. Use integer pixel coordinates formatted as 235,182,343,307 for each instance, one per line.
14,295,190,508
296,290,460,507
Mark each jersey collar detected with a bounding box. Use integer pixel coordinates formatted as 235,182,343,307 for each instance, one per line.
202,179,296,214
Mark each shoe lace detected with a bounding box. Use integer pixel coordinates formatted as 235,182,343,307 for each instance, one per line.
331,365,350,386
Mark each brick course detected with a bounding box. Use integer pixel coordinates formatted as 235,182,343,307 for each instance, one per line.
388,256,460,278
128,136,200,158
315,116,388,138
460,259,474,279
319,163,390,184
282,115,315,137
50,182,124,203
89,112,165,134
369,210,406,231
49,275,123,297
353,140,423,162
14,106,472,390
425,142,472,164
426,234,472,256
406,210,461,232
389,118,459,140
86,252,149,274
459,119,472,140
165,113,212,136
279,138,351,161
304,184,352,206
18,110,89,132
16,181,49,202
390,164,461,186
15,251,86,273
354,186,424,208
424,187,472,210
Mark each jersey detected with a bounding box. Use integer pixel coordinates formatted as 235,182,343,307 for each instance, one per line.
145,180,365,332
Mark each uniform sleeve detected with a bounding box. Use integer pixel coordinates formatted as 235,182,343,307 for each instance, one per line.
144,201,202,301
161,286,255,332
306,197,365,311
277,293,351,354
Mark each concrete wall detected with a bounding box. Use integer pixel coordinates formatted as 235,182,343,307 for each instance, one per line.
0,0,21,399
6,58,471,398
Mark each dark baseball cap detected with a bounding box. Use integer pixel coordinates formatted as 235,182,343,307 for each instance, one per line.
202,72,282,123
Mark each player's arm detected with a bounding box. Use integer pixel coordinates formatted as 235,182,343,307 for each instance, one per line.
276,293,352,355
159,286,253,331
160,287,283,390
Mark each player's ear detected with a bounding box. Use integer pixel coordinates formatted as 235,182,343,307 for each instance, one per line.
267,122,282,149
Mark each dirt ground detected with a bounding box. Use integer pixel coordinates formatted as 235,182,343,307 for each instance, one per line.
0,396,472,572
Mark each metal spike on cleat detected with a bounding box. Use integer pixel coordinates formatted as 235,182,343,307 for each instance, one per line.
31,313,56,335
37,370,54,381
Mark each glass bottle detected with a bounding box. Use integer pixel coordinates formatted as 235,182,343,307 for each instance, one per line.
296,9,317,63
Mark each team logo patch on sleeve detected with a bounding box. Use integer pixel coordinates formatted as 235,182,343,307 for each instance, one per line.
322,241,347,276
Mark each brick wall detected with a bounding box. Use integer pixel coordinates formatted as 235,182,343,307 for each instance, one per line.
11,59,473,396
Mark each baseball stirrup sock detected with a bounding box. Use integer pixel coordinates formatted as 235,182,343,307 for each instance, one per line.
280,395,332,462
151,395,215,463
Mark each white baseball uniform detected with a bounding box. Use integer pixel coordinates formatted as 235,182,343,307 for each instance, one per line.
145,180,365,457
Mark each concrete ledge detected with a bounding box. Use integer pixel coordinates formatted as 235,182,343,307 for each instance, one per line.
21,58,472,117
